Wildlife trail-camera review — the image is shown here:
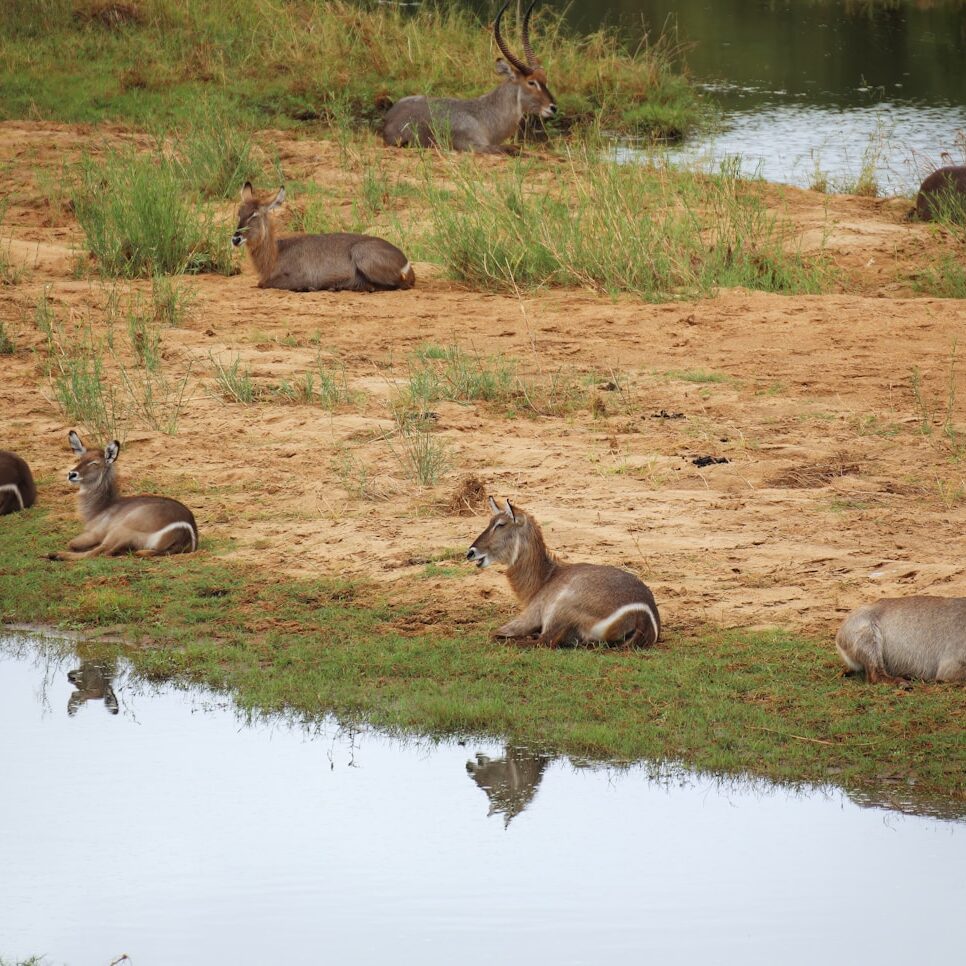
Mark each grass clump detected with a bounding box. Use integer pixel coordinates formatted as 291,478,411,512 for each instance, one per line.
913,253,966,299
388,407,448,487
73,145,234,278
419,150,827,299
0,0,704,141
210,353,256,404
0,320,14,354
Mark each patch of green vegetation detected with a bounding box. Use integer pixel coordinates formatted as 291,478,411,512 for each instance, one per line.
73,143,235,278
37,288,193,439
913,253,966,299
1,507,963,817
0,320,13,354
418,150,828,299
0,0,705,141
664,368,735,385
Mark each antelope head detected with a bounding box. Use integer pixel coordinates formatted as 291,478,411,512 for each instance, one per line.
66,431,119,490
466,496,527,568
493,0,557,121
232,183,285,248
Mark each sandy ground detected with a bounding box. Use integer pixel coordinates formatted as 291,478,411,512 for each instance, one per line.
1,121,964,638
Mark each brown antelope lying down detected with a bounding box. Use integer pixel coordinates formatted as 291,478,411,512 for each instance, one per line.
50,431,198,561
382,0,557,154
466,497,660,648
914,165,966,221
836,596,966,683
232,183,415,292
0,450,36,515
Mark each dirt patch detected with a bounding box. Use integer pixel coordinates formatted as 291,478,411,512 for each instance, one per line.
1,121,964,641
766,452,863,489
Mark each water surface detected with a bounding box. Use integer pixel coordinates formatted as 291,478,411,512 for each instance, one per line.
534,0,966,190
1,634,963,965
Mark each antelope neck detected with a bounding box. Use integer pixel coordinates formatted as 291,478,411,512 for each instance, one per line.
79,472,119,521
505,522,557,604
246,216,279,282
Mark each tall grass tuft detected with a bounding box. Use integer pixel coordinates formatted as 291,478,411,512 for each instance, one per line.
73,146,234,278
418,151,827,300
0,320,13,354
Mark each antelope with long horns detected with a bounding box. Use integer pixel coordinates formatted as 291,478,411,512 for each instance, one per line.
0,450,36,516
50,431,198,561
466,498,661,648
382,1,557,153
835,596,966,683
232,183,415,292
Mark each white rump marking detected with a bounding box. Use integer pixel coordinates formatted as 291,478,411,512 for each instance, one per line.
400,261,412,278
590,603,658,642
148,521,197,552
0,483,24,511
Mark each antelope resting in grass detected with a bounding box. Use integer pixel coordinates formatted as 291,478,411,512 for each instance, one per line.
232,183,415,292
50,431,198,561
913,165,966,221
382,1,557,154
466,497,661,648
836,596,966,684
0,450,36,515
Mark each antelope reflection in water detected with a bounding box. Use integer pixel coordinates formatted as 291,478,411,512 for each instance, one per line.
466,746,552,826
67,660,119,716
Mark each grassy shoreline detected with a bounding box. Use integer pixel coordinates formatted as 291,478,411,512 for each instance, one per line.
0,0,706,141
2,506,963,818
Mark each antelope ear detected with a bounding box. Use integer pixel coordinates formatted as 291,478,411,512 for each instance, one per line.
266,186,286,211
241,182,255,202
488,496,500,514
68,430,86,455
504,499,516,522
494,58,516,79
104,440,120,464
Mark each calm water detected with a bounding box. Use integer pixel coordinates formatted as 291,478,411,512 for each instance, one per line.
502,0,966,191
1,633,964,966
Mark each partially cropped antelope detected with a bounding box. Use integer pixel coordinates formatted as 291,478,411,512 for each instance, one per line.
836,596,966,683
232,183,415,292
50,431,198,561
466,498,661,648
913,165,966,221
382,0,557,153
0,450,36,515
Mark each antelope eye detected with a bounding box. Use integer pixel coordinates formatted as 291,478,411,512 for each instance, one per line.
528,80,538,88
494,520,506,528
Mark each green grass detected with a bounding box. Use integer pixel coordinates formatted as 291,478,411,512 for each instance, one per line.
1,506,963,818
37,287,194,439
0,321,13,354
73,143,236,278
913,253,966,299
0,0,705,141
418,150,829,299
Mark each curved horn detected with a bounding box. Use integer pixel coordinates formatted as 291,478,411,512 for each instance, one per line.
494,0,531,75
521,1,541,69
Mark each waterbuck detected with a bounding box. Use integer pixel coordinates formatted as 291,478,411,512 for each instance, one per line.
232,183,415,292
835,596,966,684
382,0,557,153
466,497,661,648
0,450,36,515
913,165,966,221
50,431,198,561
